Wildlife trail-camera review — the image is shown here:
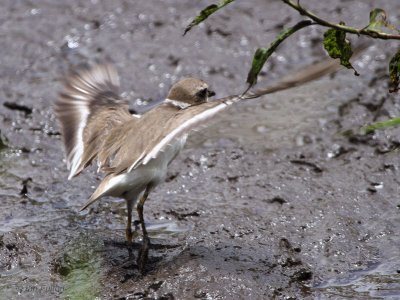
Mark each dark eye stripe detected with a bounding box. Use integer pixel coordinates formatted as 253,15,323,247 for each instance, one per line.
196,88,207,98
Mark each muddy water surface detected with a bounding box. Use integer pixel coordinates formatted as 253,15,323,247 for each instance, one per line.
1,0,400,299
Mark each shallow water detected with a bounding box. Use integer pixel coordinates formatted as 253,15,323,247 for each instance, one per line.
315,259,400,299
1,0,400,299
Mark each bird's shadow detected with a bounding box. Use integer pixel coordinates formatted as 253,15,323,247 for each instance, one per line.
101,236,277,284
101,238,183,278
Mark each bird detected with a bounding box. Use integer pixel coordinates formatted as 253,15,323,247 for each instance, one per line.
54,63,234,272
54,50,356,272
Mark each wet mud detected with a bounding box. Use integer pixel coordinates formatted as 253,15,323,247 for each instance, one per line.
1,0,400,299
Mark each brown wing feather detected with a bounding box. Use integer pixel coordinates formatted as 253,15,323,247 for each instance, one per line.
55,63,133,179
137,100,231,168
98,104,181,174
81,106,132,172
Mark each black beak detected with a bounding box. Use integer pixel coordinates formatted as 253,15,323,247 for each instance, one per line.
207,90,216,97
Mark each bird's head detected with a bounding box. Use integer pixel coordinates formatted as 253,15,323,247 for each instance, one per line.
166,78,215,106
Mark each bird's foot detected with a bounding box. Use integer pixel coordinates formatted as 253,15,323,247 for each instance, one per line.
137,236,150,275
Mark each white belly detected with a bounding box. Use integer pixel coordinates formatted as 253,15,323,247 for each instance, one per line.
102,135,187,200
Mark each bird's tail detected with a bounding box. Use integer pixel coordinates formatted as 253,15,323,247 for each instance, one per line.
79,174,114,211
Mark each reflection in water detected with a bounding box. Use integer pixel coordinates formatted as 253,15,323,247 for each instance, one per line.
145,220,192,239
314,259,400,298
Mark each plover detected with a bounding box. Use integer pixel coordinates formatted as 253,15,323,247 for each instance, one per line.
54,52,352,272
54,63,236,272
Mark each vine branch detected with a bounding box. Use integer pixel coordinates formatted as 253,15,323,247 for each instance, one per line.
282,0,400,40
184,0,400,93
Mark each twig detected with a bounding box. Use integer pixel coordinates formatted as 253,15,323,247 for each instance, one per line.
282,0,400,40
217,44,368,104
244,20,315,92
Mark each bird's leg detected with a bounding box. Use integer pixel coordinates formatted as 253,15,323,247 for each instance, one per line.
137,188,150,274
126,198,134,257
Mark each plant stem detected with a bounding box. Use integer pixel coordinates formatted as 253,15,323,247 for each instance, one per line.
282,0,400,40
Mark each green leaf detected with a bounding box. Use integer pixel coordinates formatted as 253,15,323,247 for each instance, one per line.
246,48,269,88
365,8,398,33
246,20,313,89
361,117,400,133
183,0,235,35
323,27,359,76
389,49,400,92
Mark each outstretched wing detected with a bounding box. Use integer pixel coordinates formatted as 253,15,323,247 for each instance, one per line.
137,99,236,169
124,48,361,171
54,63,133,179
109,98,238,173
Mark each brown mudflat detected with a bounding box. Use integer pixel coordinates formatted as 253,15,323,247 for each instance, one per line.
1,0,400,299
